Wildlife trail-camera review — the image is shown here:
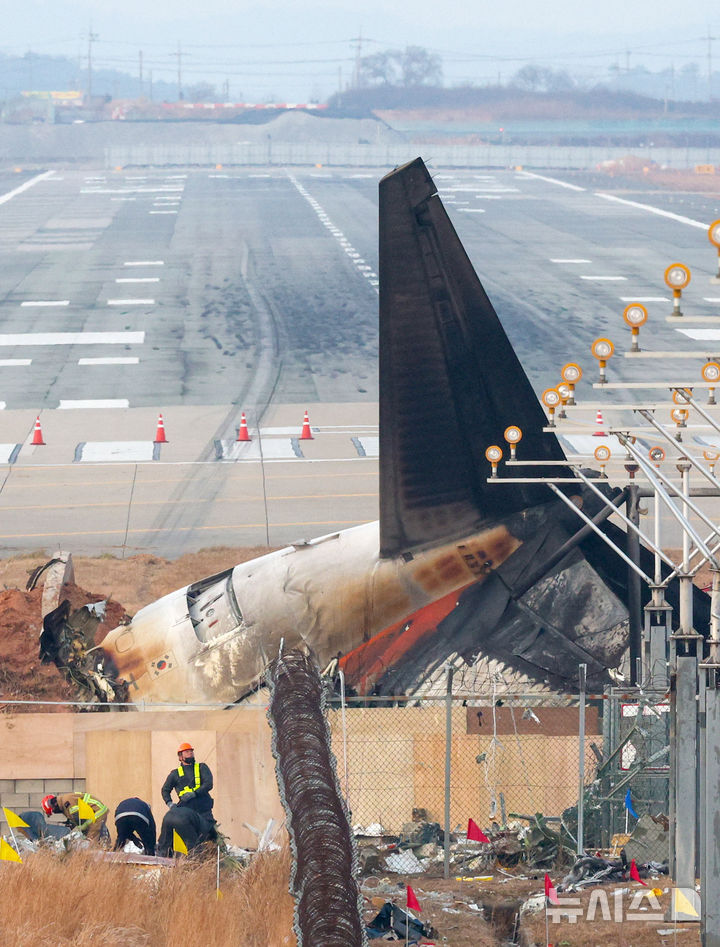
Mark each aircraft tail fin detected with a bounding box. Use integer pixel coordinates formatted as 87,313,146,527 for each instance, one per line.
378,157,571,557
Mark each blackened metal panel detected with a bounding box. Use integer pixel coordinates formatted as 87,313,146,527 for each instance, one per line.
379,157,571,558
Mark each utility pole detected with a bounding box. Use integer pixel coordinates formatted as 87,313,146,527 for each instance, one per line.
707,28,715,102
172,42,184,100
351,29,363,88
87,27,98,102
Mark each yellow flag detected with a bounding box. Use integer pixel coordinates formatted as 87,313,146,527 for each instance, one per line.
2,807,29,829
77,797,96,822
674,888,700,918
173,830,188,855
0,838,22,863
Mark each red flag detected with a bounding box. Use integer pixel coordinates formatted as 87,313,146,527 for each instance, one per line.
544,873,559,905
630,859,648,886
406,885,421,912
467,818,490,843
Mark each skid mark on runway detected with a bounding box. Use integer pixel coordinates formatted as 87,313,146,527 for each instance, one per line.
286,174,379,292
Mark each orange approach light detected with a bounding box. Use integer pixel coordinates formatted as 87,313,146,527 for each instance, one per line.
591,338,614,384
560,362,581,404
503,425,522,459
541,387,561,427
623,303,648,352
485,444,503,477
593,444,611,477
672,387,693,406
649,446,666,466
703,361,720,404
708,219,720,278
664,263,690,317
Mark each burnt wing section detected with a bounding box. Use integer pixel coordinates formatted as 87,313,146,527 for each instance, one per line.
379,157,571,558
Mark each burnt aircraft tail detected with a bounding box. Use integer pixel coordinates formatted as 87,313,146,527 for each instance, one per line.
379,157,571,558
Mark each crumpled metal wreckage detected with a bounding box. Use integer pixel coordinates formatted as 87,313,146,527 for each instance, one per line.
39,598,129,706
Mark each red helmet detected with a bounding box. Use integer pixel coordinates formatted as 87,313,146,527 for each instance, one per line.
41,795,56,816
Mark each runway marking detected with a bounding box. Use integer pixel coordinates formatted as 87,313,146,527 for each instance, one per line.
20,300,69,307
456,208,486,213
0,331,144,345
124,260,164,266
149,210,177,214
595,192,707,229
516,171,585,191
115,278,160,283
704,297,720,302
0,170,55,205
111,197,136,201
580,275,627,281
81,187,184,194
59,399,130,409
287,173,379,296
620,296,669,302
78,357,140,365
0,359,31,366
551,259,591,263
675,329,720,340
77,441,156,463
107,299,155,306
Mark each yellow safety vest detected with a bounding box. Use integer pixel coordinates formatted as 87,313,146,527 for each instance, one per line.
177,762,201,796
69,792,108,822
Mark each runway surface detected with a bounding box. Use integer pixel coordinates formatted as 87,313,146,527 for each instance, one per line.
0,163,719,555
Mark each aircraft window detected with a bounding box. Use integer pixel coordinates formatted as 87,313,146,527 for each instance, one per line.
186,569,242,643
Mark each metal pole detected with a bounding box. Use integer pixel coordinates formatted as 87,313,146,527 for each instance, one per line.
443,667,454,880
702,665,720,942
577,663,587,856
627,486,643,684
680,461,694,635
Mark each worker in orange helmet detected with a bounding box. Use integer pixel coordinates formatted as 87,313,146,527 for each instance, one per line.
158,742,215,856
161,742,215,824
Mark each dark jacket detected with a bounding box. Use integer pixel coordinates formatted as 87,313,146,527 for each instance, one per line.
161,760,214,815
113,796,156,855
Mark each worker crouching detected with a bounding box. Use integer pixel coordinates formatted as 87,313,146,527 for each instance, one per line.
42,792,109,842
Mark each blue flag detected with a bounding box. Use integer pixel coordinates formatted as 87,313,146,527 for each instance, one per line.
625,788,639,818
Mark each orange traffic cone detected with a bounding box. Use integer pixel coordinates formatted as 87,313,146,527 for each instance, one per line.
237,412,251,442
593,409,606,436
154,413,168,443
300,409,313,440
31,416,45,445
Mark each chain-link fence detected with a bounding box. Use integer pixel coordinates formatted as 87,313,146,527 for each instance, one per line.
326,685,670,864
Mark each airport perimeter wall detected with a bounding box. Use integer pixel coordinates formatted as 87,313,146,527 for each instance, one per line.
104,142,720,170
0,702,600,848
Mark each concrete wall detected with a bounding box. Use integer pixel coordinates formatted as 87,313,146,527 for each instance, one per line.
0,710,283,849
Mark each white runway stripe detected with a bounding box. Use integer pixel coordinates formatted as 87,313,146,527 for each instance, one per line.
124,260,164,266
595,192,707,229
0,170,55,205
115,278,160,283
107,298,155,306
0,332,144,345
0,359,31,366
20,300,69,307
59,399,130,409
78,357,140,365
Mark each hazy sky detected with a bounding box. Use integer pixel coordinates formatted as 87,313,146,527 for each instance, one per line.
2,0,719,99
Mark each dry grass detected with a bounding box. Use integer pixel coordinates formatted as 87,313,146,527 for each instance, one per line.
0,848,296,947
